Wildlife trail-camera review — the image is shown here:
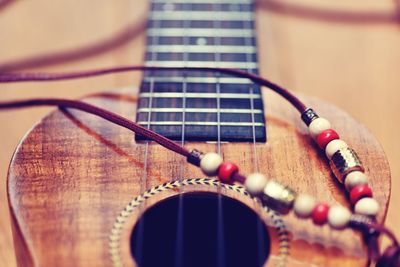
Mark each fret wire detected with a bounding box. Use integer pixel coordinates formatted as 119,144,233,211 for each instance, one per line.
145,61,257,69
152,3,253,12
137,108,263,113
146,45,256,54
145,52,257,63
139,92,261,99
143,76,252,84
150,36,256,46
149,11,253,21
152,0,251,4
137,121,265,126
147,28,254,38
148,20,254,30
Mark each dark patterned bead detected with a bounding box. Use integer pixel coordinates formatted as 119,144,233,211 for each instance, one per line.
187,149,204,166
301,108,319,126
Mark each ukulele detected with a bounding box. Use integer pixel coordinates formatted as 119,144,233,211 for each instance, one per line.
6,0,391,267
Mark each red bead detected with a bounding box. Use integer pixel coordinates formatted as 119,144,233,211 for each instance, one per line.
316,129,340,149
350,185,373,205
218,162,239,183
312,203,330,225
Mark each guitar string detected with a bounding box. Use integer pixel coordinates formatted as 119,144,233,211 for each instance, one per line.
244,0,266,264
134,3,161,265
174,1,191,266
213,2,226,267
241,0,260,174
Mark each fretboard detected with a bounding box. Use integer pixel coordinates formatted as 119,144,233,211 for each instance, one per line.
136,0,266,142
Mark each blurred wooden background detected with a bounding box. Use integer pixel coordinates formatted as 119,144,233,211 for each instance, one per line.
1,0,399,266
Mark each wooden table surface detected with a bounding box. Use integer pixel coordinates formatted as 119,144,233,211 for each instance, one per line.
1,1,399,266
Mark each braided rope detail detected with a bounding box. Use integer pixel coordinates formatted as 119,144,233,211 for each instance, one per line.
109,178,290,267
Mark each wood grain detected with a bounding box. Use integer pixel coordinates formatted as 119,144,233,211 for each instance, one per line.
6,87,390,267
0,0,400,266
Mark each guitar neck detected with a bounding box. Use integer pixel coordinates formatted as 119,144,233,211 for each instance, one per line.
136,0,266,142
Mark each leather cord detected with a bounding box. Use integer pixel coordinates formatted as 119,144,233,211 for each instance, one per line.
0,65,307,112
0,98,190,158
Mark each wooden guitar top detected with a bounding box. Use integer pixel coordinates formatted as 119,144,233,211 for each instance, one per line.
7,86,391,267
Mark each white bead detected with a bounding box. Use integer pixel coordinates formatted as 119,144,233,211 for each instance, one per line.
354,197,380,216
244,173,268,195
293,194,316,218
325,139,348,159
200,152,223,176
309,118,331,138
327,205,351,229
344,171,368,191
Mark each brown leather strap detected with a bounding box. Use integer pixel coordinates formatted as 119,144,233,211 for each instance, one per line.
0,65,307,112
0,98,190,158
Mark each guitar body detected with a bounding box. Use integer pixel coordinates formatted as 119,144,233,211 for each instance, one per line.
8,86,391,267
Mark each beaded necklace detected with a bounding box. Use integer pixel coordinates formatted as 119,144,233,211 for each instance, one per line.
0,66,399,266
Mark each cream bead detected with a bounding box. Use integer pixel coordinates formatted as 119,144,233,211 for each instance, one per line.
200,152,223,176
325,139,348,159
244,173,268,195
309,118,331,138
344,171,368,191
293,194,316,218
354,197,379,216
327,205,351,229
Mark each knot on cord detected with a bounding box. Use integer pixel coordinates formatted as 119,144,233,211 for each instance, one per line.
349,215,400,267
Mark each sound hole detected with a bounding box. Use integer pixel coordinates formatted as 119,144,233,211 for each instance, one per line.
131,192,270,267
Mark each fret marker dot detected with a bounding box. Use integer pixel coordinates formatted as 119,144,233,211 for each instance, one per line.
163,3,174,11
196,38,207,46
